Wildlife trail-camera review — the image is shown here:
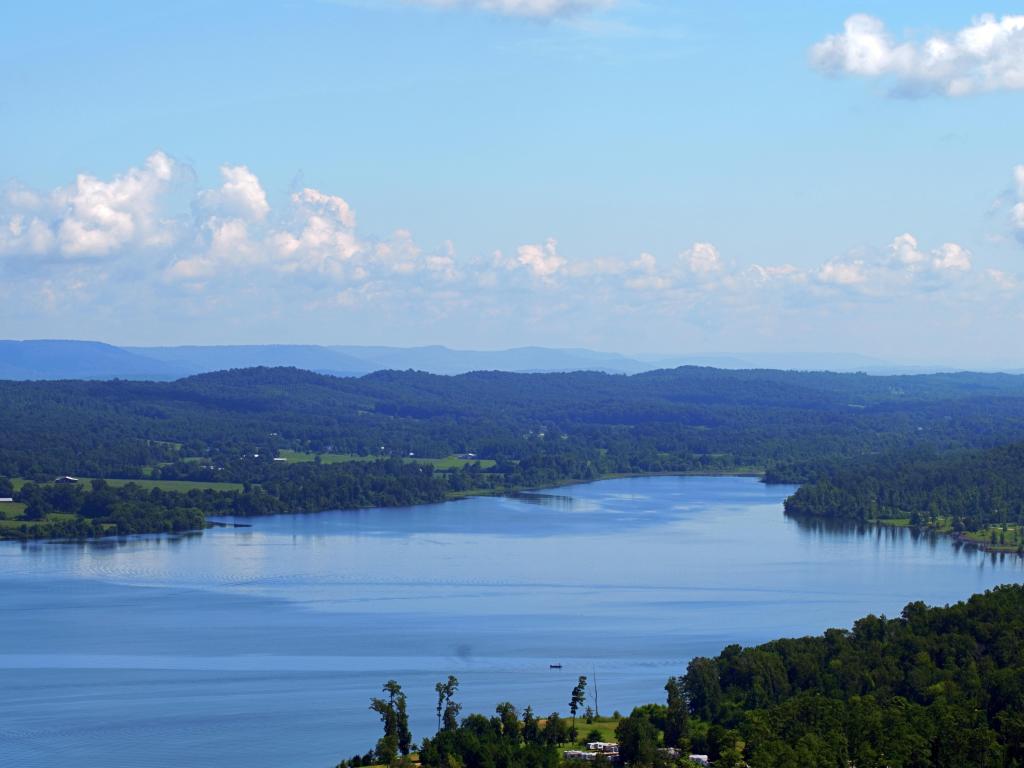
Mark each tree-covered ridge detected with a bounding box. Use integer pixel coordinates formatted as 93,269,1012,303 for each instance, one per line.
678,585,1024,767
5,365,1024,480
783,443,1024,536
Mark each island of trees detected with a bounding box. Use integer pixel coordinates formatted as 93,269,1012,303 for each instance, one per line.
341,586,1024,768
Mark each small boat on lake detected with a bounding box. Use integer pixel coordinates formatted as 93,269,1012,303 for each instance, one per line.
549,663,562,669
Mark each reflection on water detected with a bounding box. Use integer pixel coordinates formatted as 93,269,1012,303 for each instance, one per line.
508,491,581,510
0,476,1021,768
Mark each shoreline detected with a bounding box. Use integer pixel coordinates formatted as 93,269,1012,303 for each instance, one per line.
2,470,771,544
790,512,1024,557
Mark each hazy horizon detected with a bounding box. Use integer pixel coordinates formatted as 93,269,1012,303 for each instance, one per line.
2,337,1022,375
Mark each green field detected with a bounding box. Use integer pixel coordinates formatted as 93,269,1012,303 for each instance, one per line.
571,716,621,743
277,450,377,464
277,450,496,470
963,524,1023,551
412,456,497,470
0,502,26,519
876,516,1024,552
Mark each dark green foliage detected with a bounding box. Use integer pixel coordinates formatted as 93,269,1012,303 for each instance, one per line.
683,585,1024,767
569,676,587,738
435,676,461,733
417,704,560,768
615,710,660,767
784,443,1024,531
369,680,412,764
663,677,689,750
6,366,1024,481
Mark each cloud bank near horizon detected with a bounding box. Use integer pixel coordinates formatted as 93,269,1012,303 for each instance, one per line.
0,151,1018,351
811,13,1024,96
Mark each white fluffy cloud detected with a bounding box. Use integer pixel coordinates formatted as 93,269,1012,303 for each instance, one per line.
931,242,972,271
817,258,867,286
0,151,182,260
684,242,722,275
0,151,1015,334
269,188,362,277
406,0,612,18
811,13,1024,96
516,238,565,278
815,234,973,291
890,233,926,266
197,165,270,222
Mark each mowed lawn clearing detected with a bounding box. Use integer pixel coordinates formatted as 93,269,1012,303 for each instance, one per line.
0,502,27,519
277,450,496,470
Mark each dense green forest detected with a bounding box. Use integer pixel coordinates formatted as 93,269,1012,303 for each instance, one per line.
6,365,1024,538
677,584,1024,767
349,587,1024,768
783,443,1024,546
7,366,1024,479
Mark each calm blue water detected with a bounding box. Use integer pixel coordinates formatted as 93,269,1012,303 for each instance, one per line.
1,476,1021,768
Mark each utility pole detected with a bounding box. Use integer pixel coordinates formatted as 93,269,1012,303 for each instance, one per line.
592,664,599,718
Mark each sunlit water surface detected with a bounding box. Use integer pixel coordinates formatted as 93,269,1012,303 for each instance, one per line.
1,476,1020,768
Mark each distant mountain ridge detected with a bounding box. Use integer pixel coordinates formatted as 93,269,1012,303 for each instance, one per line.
0,339,1004,381
0,340,182,381
0,341,658,380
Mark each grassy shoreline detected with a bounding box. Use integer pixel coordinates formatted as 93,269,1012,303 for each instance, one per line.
862,516,1023,555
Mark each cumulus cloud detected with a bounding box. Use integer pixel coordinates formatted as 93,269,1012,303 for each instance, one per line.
811,13,1024,96
269,188,362,277
0,150,1013,340
931,242,972,271
196,165,270,222
516,238,565,278
817,258,867,286
406,0,613,18
683,242,722,275
813,234,973,293
0,151,183,260
889,233,926,266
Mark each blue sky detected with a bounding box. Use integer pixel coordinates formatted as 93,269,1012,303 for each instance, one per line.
2,1,1024,365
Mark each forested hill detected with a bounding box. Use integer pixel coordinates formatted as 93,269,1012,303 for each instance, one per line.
674,584,1024,766
5,365,1024,479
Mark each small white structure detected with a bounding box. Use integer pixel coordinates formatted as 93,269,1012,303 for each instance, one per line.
587,743,619,755
273,457,288,462
0,497,13,503
54,476,79,484
688,756,710,767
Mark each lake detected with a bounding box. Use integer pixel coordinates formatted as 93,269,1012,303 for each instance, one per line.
1,476,1021,768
